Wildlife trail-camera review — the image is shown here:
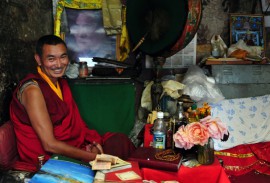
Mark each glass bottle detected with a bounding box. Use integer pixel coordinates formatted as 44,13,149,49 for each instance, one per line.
188,104,198,123
166,119,173,149
37,154,45,170
172,102,187,151
153,111,166,149
173,101,187,134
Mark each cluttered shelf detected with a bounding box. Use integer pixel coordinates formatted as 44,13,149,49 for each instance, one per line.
205,58,270,65
205,58,252,65
66,76,135,84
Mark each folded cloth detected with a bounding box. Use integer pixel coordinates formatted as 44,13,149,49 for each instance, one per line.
102,0,122,35
162,80,185,99
141,80,185,111
210,94,270,151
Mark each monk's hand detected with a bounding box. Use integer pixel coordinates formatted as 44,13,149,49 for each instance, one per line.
85,142,103,154
92,141,103,154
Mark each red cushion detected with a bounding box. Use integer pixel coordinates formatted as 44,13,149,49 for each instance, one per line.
0,121,18,170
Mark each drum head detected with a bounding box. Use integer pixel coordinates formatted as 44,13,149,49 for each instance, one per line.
160,0,202,58
126,0,189,56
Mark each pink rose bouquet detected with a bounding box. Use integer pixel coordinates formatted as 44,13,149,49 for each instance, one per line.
173,116,228,150
200,116,228,140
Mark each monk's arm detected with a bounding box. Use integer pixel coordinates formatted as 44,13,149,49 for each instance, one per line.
21,85,99,162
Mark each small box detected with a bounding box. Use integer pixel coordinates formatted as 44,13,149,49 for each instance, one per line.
128,147,183,172
144,124,153,147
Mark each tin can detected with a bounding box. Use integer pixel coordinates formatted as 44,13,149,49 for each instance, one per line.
79,62,89,78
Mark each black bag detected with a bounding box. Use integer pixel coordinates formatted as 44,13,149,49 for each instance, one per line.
0,172,17,183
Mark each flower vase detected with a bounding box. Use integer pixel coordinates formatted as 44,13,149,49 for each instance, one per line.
197,138,214,165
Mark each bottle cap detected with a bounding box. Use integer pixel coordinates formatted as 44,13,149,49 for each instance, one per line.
191,104,197,110
157,111,164,118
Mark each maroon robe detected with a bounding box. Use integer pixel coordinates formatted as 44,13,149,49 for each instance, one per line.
9,73,135,172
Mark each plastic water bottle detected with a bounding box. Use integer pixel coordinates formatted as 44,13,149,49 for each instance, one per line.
153,111,166,149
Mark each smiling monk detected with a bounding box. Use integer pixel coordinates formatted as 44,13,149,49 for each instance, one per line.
9,35,135,172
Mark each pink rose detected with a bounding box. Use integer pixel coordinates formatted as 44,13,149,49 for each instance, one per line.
200,116,228,139
173,125,194,150
186,122,210,146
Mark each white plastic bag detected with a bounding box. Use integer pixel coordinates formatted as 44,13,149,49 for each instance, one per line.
182,66,224,103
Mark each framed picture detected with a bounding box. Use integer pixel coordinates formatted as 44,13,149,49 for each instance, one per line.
53,0,118,66
64,8,116,64
261,0,270,15
265,27,270,58
229,14,265,50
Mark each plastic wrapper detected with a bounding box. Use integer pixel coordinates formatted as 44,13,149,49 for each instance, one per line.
211,35,227,58
65,63,79,78
228,39,263,58
182,66,224,103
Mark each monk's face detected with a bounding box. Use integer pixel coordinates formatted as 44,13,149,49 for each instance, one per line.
35,43,69,84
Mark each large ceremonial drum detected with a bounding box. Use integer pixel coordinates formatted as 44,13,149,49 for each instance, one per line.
126,0,202,58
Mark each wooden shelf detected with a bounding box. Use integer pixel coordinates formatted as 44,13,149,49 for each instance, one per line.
206,58,253,65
